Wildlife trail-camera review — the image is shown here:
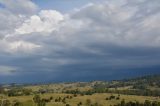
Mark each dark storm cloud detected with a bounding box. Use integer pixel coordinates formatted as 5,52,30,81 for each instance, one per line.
0,0,160,83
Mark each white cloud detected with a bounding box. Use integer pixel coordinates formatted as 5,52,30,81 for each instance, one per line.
2,0,160,54
10,0,160,55
0,0,38,14
64,0,160,47
0,9,23,38
141,13,160,30
7,40,41,54
0,39,41,54
15,10,64,34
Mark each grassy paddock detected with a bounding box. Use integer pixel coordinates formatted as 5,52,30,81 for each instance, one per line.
5,93,160,106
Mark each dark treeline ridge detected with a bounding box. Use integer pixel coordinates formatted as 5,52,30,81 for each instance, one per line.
0,74,160,97
116,99,160,106
64,88,160,97
65,74,160,97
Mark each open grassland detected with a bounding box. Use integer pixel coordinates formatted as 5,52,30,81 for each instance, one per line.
1,75,160,106
24,83,92,92
5,93,160,106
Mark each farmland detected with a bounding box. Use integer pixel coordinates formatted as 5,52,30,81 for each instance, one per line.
0,75,160,106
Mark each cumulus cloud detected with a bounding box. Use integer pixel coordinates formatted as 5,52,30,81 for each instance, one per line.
0,9,22,38
15,10,64,34
0,0,38,15
68,0,160,47
0,0,160,82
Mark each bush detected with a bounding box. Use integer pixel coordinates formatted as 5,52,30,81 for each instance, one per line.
12,100,23,106
86,99,91,106
77,102,82,106
116,97,120,100
66,104,70,106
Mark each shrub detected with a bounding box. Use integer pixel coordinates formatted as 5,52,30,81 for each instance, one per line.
66,104,70,106
86,99,91,106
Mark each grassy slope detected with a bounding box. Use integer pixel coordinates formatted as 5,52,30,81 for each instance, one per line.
3,75,160,106
7,93,160,106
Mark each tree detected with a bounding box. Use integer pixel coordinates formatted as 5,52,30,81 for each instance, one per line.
62,98,66,104
144,100,151,106
77,102,82,106
86,99,91,106
3,100,11,106
33,95,41,104
66,104,70,106
121,99,125,106
33,95,46,106
152,101,158,106
13,101,23,106
37,100,46,106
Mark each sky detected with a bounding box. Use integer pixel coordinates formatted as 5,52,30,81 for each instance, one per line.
0,0,160,83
